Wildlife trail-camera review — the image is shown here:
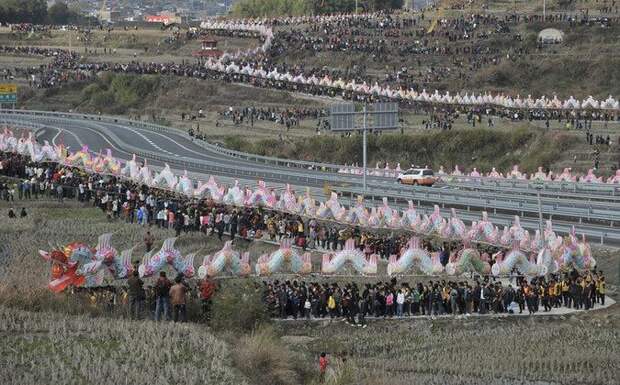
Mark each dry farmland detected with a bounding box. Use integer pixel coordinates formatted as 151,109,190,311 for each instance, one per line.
0,200,618,385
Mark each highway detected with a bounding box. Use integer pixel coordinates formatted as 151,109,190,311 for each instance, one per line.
2,109,619,245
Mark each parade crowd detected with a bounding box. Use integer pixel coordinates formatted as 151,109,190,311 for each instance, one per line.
2,11,619,123
0,148,611,323
1,151,468,260
264,271,607,324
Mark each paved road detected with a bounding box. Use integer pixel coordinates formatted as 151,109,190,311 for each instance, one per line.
3,109,620,245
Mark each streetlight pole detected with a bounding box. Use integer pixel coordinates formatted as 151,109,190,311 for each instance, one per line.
537,187,545,244
543,0,546,20
362,104,367,193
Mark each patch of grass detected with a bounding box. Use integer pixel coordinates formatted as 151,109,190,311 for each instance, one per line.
0,306,248,385
233,325,308,385
223,127,582,174
79,73,161,114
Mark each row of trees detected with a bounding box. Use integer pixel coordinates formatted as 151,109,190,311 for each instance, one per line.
0,0,83,25
232,0,405,17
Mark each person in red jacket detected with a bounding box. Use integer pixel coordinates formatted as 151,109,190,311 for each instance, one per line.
319,352,328,382
200,278,217,319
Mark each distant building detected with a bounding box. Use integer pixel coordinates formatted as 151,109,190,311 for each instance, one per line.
99,9,121,23
193,38,223,58
144,11,184,25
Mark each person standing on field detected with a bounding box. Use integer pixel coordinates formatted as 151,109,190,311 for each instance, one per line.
319,352,328,383
154,271,172,321
170,275,189,322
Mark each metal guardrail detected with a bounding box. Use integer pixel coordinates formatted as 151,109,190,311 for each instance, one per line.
6,112,620,223
15,117,620,233
5,110,620,242
334,185,620,225
0,108,345,173
5,108,620,197
5,116,620,244
367,182,620,214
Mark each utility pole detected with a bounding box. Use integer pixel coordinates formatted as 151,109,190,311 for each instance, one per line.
330,103,398,195
362,104,367,192
536,186,545,244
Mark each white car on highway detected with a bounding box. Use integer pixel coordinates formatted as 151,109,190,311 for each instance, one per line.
397,168,436,186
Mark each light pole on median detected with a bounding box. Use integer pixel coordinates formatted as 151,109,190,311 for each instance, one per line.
330,102,399,194
362,104,367,192
536,184,545,244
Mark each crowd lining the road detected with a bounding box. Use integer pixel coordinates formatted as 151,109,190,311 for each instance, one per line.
2,11,620,123
1,150,612,323
264,272,607,324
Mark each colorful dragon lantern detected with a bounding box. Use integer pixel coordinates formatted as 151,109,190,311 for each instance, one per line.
276,184,301,213
138,159,154,186
487,167,503,178
300,188,316,216
500,216,530,250
177,170,194,196
91,149,121,175
245,180,277,208
152,163,178,190
400,200,421,230
138,238,195,278
556,168,576,182
317,192,346,221
65,145,92,169
491,243,546,277
122,154,141,179
379,197,401,228
579,169,603,183
198,241,251,278
555,229,596,271
439,208,467,239
507,165,526,179
426,205,445,234
531,167,551,181
470,211,499,244
607,170,620,184
255,239,312,275
207,176,226,201
346,195,370,226
387,237,443,276
223,180,245,206
40,242,90,292
445,247,491,276
321,238,377,275
39,233,133,292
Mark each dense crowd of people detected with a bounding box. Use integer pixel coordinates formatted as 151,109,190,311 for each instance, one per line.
264,271,607,323
1,151,466,260
2,11,619,121
218,106,327,128
1,149,612,325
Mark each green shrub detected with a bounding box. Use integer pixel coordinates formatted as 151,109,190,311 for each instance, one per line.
223,127,573,174
79,74,160,114
210,279,269,332
233,325,304,385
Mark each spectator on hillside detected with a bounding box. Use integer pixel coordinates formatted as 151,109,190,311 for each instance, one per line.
20,207,27,218
319,352,328,383
154,271,172,321
127,270,144,319
8,207,16,218
170,275,189,322
143,230,154,253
